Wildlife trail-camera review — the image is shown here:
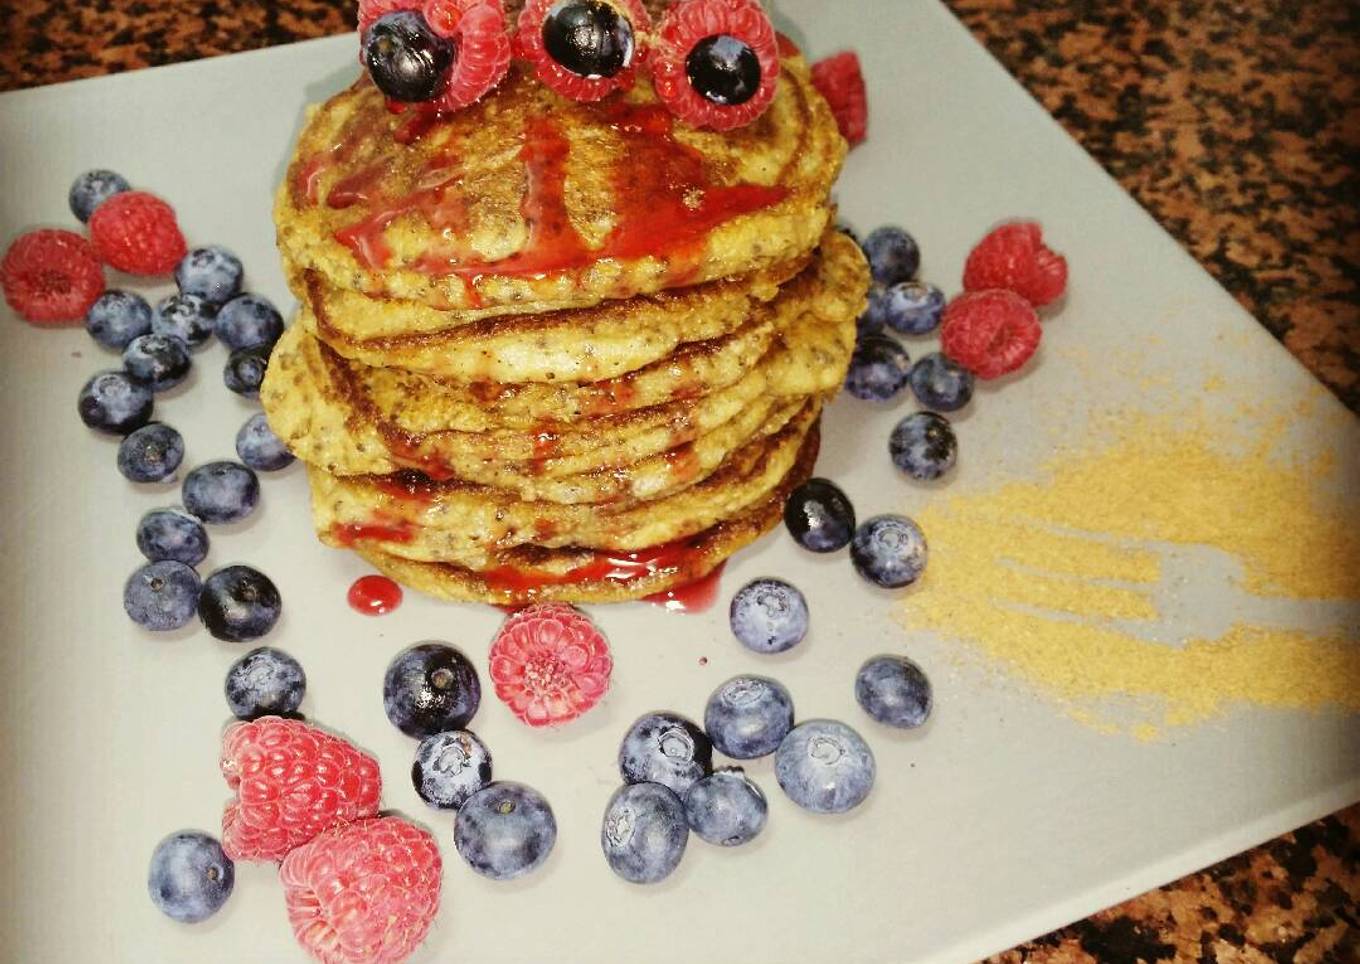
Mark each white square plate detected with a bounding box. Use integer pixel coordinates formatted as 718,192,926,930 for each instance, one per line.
1,2,1356,961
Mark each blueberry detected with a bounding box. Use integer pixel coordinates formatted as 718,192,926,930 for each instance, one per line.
543,0,635,79
123,333,192,393
703,675,794,760
454,782,557,880
198,565,281,642
85,290,151,350
147,831,234,924
175,246,244,304
862,226,920,286
845,334,911,402
889,411,957,481
412,730,492,810
683,768,767,847
601,782,688,884
872,281,945,335
182,461,260,524
774,719,876,814
152,293,217,349
362,10,454,102
907,352,975,413
117,423,185,483
124,561,202,632
214,294,284,352
850,514,928,589
383,642,482,738
78,370,153,435
856,302,883,338
619,712,713,796
855,654,933,729
136,507,210,566
686,35,761,106
223,345,271,399
236,413,294,472
728,578,809,654
783,477,856,553
224,646,306,720
69,169,130,223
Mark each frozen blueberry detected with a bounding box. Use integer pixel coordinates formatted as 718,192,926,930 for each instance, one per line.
383,642,482,738
152,293,217,349
147,831,234,924
235,413,294,471
703,675,794,760
182,461,259,524
136,507,210,566
117,423,184,483
774,719,876,814
601,782,688,884
198,565,282,642
214,294,284,352
412,730,492,811
619,712,712,796
889,412,957,482
455,782,556,880
855,654,933,729
783,477,855,553
69,169,129,223
85,290,151,349
683,768,767,847
872,281,945,335
908,352,974,413
862,226,920,286
123,333,192,393
728,578,809,654
223,345,270,399
224,646,306,720
845,334,911,402
124,561,202,632
78,370,153,435
175,246,244,304
850,514,928,589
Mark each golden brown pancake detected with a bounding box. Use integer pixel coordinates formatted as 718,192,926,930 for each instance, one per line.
349,421,820,606
275,56,845,315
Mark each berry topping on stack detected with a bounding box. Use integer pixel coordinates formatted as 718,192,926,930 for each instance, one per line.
518,0,650,101
652,0,779,130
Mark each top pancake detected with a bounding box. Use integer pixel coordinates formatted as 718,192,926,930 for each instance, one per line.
275,54,845,316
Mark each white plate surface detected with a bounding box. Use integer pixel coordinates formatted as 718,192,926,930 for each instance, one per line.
1,2,1357,962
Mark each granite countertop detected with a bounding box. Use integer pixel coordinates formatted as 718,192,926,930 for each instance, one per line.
1,0,1356,959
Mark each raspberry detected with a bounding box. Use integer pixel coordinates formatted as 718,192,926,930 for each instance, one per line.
425,0,513,112
810,51,867,146
652,0,780,131
488,602,612,727
0,229,104,325
962,220,1068,308
219,717,382,862
357,0,414,35
88,192,187,276
280,816,441,964
940,289,1042,380
517,0,652,102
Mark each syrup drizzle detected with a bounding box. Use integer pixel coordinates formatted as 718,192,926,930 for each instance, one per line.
643,563,726,614
348,575,404,615
479,538,709,595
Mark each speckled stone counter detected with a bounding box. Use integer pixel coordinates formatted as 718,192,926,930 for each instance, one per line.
1,1,1356,959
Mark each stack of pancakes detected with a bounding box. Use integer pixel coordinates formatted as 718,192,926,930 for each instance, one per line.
262,53,868,605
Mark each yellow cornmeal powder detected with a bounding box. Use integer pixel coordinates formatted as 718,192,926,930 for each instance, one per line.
901,411,1360,737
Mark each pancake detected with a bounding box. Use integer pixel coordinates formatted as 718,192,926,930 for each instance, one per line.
310,400,819,568
275,55,844,315
349,421,820,606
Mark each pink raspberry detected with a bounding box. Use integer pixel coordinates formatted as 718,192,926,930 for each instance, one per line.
219,717,382,862
280,816,441,964
424,0,513,112
810,51,867,146
489,603,613,727
962,220,1068,308
940,289,1043,380
651,0,780,131
516,0,653,102
0,229,105,325
87,191,187,276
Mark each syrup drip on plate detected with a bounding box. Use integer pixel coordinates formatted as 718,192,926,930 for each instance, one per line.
348,575,403,615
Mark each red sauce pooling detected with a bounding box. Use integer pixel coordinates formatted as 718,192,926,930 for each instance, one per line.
330,520,417,547
480,538,703,595
348,575,404,615
644,563,726,614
